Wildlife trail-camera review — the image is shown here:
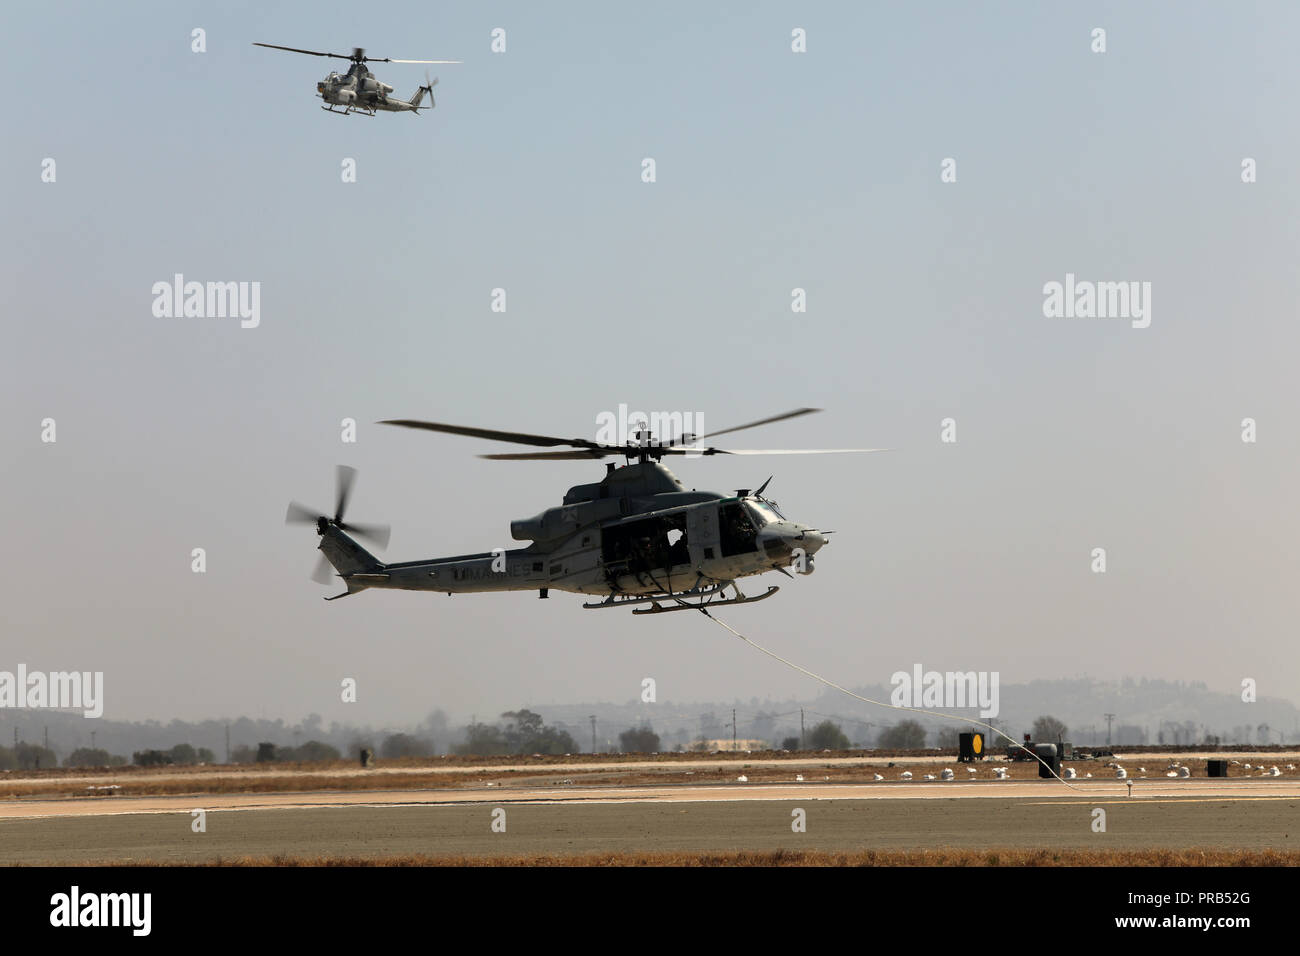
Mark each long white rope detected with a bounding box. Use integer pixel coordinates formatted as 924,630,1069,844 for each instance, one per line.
697,607,1115,794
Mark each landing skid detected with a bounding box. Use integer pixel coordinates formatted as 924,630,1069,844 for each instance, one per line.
582,584,727,610
321,105,376,116
632,585,779,615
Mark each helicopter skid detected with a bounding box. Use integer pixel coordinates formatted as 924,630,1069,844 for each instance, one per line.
582,583,728,610
631,585,780,615
321,105,375,116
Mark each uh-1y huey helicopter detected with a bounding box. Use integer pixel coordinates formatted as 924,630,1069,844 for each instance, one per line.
285,409,884,614
253,42,460,116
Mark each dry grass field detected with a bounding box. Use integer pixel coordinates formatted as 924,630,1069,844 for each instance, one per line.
5,749,1292,800
77,847,1300,867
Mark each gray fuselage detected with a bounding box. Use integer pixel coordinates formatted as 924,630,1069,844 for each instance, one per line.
320,462,827,598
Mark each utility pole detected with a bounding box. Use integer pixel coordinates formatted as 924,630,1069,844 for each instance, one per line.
225,724,230,764
589,715,597,754
44,726,48,751
1104,713,1115,747
91,730,96,751
800,708,805,750
732,709,737,752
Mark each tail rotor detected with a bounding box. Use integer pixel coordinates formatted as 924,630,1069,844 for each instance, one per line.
417,71,437,111
286,466,390,584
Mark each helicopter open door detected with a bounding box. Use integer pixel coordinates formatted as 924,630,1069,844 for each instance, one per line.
687,502,719,568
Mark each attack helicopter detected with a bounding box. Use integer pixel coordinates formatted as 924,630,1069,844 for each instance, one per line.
253,42,460,116
285,409,884,614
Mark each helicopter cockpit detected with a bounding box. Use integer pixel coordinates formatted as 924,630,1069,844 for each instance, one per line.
719,501,759,556
746,499,786,523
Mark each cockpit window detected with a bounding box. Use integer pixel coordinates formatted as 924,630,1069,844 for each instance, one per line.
746,501,783,525
719,502,758,556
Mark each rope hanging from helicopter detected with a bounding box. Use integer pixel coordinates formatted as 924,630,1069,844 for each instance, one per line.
690,610,1099,794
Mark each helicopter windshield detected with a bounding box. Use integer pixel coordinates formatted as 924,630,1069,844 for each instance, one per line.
746,501,785,525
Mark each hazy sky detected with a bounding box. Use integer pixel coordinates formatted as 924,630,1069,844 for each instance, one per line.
4,2,1298,727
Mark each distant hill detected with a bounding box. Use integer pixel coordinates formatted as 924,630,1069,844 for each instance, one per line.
541,677,1298,750
2,677,1292,764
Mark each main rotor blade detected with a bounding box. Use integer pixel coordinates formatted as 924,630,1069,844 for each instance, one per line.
335,465,357,522
687,447,891,456
381,414,871,460
480,446,889,459
311,553,334,585
380,419,607,451
381,58,462,64
254,42,350,59
339,520,390,549
691,408,822,443
479,450,610,461
286,501,323,524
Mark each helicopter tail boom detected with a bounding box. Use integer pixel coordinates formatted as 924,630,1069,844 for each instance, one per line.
319,522,384,576
316,524,387,599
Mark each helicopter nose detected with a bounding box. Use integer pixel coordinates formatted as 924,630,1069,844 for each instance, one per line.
803,530,827,553
759,526,827,560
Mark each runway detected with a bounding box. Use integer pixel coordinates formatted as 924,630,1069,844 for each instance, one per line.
3,777,1300,818
2,778,1295,864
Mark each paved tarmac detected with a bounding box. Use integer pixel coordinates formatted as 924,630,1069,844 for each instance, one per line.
1,778,1295,863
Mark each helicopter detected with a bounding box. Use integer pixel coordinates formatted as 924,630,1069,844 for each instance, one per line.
285,409,884,614
253,43,460,116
